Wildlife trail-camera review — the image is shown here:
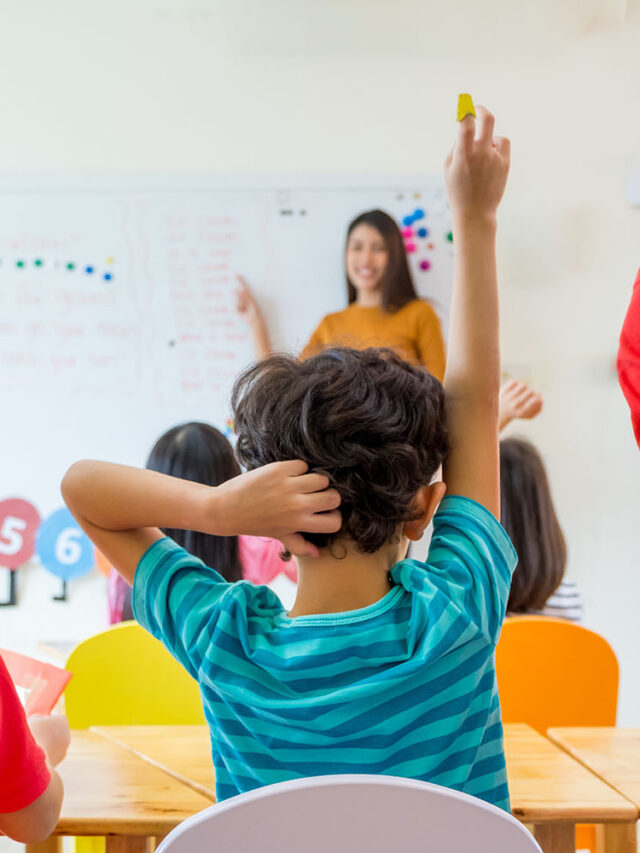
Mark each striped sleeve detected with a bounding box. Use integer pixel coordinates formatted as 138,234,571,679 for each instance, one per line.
132,537,233,679
424,496,517,644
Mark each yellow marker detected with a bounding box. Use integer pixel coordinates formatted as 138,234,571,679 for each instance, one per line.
457,93,476,122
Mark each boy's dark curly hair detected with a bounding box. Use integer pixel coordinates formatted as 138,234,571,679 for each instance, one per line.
231,347,449,553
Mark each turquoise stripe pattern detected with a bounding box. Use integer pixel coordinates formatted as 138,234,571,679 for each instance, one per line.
133,495,517,809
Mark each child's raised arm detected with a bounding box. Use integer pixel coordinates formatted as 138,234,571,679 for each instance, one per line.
61,460,341,584
442,105,510,517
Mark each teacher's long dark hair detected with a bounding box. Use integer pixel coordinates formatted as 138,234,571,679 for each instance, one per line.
346,209,418,313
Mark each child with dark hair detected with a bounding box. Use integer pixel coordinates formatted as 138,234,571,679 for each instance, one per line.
236,207,446,380
62,106,514,808
108,422,291,622
500,438,582,622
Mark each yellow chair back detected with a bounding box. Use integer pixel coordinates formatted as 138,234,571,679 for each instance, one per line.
65,621,205,728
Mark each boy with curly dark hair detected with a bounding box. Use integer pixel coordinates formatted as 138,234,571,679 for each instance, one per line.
62,105,514,809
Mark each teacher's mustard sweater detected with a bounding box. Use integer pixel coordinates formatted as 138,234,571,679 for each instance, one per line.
301,299,446,381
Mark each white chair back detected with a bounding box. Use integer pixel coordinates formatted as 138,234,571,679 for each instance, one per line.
157,774,541,853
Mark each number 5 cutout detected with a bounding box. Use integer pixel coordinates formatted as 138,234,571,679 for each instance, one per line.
0,498,41,606
36,508,95,600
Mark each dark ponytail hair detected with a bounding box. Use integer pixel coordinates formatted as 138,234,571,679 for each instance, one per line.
145,422,243,583
118,422,243,621
500,438,567,613
345,209,418,313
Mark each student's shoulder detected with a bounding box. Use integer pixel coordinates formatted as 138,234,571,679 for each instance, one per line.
134,537,284,618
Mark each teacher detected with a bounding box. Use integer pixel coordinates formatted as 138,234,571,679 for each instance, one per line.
237,209,446,380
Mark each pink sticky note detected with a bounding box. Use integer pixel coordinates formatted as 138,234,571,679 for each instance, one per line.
405,242,417,253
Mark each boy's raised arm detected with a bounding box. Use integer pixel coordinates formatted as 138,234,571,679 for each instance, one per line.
442,105,510,517
61,460,341,584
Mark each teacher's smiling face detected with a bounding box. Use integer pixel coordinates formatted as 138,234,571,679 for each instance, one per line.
346,224,389,296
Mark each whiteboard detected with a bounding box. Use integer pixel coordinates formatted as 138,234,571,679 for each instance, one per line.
0,176,453,519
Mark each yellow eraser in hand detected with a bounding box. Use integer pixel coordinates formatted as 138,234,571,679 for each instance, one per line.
457,93,476,122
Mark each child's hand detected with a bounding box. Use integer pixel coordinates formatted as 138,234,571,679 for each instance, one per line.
28,715,71,768
235,275,263,326
444,105,510,222
214,460,341,557
498,379,543,431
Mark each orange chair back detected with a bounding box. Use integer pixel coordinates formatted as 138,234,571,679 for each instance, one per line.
496,615,618,734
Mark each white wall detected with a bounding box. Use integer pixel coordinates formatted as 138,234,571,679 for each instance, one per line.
0,0,639,721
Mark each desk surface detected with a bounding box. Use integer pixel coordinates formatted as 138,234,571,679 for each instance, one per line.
92,724,215,800
55,730,212,836
504,723,637,824
91,723,638,825
36,640,77,663
547,728,640,809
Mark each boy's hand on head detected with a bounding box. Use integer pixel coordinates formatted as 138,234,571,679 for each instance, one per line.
214,460,341,550
498,379,543,432
444,105,510,223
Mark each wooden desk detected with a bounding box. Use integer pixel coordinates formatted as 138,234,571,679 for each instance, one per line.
27,730,212,853
547,728,640,850
36,640,77,663
92,725,215,800
91,723,638,853
505,724,637,853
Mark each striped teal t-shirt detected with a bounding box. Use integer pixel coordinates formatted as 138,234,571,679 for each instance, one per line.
133,495,517,809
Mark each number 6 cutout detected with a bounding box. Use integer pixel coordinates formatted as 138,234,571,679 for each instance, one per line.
36,508,95,583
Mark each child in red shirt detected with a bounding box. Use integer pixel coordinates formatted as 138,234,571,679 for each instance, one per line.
618,269,640,448
0,655,69,843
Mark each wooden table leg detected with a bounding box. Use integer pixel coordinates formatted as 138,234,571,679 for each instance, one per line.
597,823,638,853
105,838,152,853
533,823,575,853
25,840,61,853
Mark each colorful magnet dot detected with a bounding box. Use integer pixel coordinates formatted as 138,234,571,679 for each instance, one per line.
401,227,414,238
34,259,43,267
16,260,25,268
103,272,112,281
106,257,114,264
428,242,435,249
85,266,94,274
402,215,414,227
405,242,417,253
66,262,75,270
417,227,428,238
446,231,453,242
420,259,432,271
413,208,425,220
